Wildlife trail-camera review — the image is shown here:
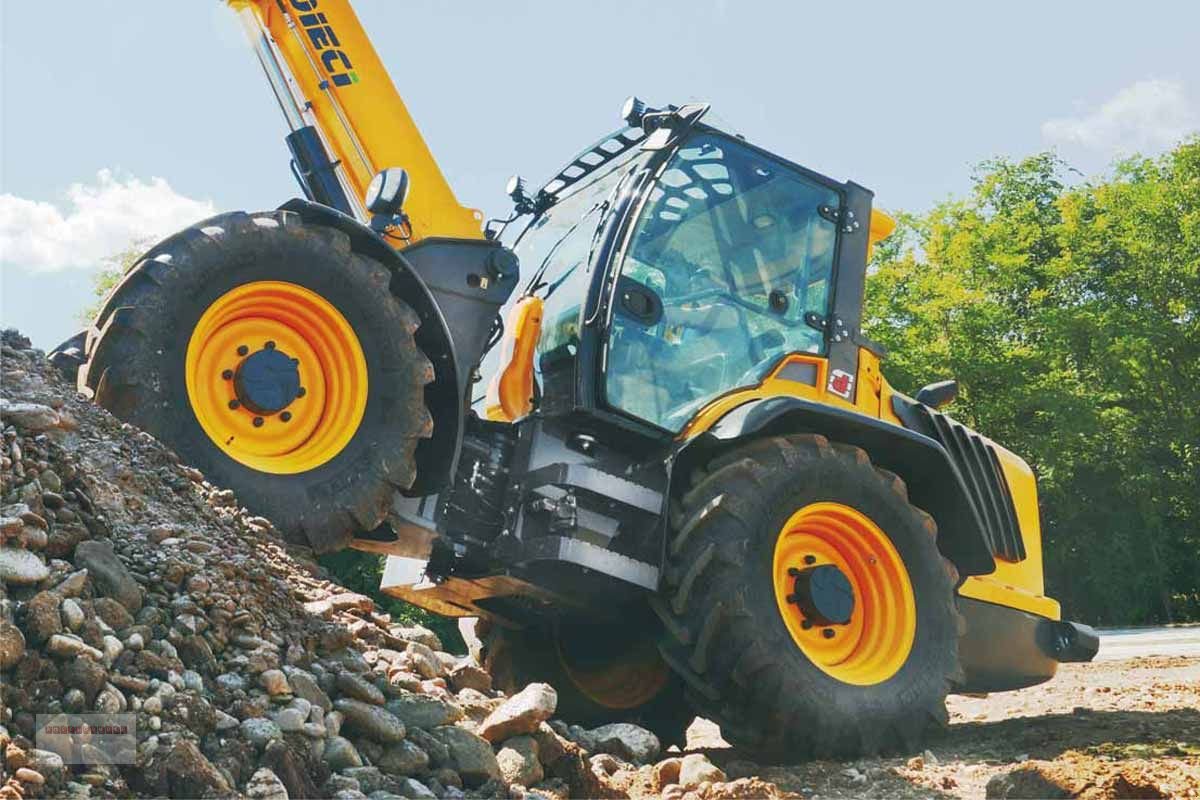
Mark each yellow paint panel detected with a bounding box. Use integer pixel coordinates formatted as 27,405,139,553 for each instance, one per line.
236,0,483,242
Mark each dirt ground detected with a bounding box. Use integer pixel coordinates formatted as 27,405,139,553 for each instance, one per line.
680,654,1200,799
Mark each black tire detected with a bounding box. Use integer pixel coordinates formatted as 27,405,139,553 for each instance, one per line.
654,433,961,759
48,330,87,384
472,615,694,748
78,210,433,552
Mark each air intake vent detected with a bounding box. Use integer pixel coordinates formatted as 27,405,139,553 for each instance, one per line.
915,406,1027,562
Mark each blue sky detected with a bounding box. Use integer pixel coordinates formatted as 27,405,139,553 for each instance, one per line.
3,1,1198,349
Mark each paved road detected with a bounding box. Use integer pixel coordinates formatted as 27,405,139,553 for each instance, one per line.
1095,624,1200,661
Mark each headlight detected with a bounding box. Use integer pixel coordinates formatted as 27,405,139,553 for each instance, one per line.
365,168,410,216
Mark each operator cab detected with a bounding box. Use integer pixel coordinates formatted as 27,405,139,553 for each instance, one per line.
479,103,864,442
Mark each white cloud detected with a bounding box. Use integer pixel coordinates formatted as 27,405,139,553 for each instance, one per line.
0,170,215,273
1042,79,1199,156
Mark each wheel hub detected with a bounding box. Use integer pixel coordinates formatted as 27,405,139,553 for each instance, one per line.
233,345,301,415
772,502,917,685
789,563,855,626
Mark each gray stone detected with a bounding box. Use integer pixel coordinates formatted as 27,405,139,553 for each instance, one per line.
497,735,543,787
74,541,142,612
241,717,284,748
275,707,307,733
477,683,557,743
245,767,290,800
589,722,660,764
342,767,385,794
216,672,247,693
334,698,406,743
397,778,437,800
337,671,385,705
432,726,500,787
287,669,332,711
392,625,442,651
0,547,49,585
377,739,431,776
385,694,462,730
323,736,362,771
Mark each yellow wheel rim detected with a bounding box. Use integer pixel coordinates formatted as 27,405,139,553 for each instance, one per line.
557,630,670,710
184,280,368,474
772,502,916,686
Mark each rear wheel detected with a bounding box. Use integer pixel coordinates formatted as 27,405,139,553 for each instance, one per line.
470,615,694,747
655,434,961,758
78,210,433,551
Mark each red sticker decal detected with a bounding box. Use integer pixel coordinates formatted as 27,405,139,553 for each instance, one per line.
828,369,855,399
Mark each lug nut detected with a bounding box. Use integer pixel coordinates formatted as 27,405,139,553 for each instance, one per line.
297,387,306,398
801,619,813,630
822,628,835,639
221,369,234,380
265,340,276,350
237,345,249,356
252,417,264,427
228,400,240,410
788,567,801,578
804,554,816,565
280,411,292,422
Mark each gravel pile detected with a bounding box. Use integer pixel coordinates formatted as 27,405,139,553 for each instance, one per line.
0,329,787,800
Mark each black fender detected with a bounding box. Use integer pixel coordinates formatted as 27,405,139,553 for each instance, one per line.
670,395,997,577
278,199,518,495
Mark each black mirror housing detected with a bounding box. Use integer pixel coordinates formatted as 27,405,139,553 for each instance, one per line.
916,379,958,409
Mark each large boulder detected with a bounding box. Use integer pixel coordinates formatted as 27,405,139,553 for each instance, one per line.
477,682,557,743
335,698,407,743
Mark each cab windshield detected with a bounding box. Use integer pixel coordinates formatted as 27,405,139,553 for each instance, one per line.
605,132,840,431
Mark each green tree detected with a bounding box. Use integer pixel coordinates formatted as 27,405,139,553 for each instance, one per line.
866,141,1200,625
78,238,151,324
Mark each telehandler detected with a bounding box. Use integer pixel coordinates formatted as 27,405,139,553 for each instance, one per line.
64,0,1097,757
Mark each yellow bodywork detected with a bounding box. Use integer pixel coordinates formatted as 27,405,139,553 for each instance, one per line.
231,0,484,243
678,210,1060,622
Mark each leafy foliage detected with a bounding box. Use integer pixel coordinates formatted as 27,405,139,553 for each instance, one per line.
79,238,151,325
866,140,1200,625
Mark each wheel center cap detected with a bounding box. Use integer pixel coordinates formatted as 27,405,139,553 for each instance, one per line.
234,347,301,415
792,564,855,626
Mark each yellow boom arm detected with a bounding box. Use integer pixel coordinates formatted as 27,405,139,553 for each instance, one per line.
231,0,484,243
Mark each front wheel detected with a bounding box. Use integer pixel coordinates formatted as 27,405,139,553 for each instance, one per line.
656,433,961,758
78,210,434,552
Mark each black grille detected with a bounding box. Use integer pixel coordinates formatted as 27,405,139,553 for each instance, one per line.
915,407,1027,562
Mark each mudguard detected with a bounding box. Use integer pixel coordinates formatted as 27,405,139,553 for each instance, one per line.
672,394,997,577
279,199,518,495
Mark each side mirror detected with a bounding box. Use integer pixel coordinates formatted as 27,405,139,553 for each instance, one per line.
365,168,409,216
916,379,957,409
